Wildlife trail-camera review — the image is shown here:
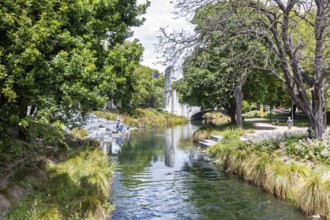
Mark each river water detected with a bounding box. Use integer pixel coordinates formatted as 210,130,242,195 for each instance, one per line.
109,123,312,220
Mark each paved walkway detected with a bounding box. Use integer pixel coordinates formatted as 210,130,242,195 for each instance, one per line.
242,120,307,142
250,121,306,132
82,114,130,154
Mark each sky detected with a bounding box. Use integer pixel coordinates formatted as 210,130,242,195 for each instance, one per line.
131,0,193,73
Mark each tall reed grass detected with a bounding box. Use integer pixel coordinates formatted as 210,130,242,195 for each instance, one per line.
207,128,330,218
264,161,310,199
296,175,330,216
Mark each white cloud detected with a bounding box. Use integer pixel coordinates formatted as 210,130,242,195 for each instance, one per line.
131,0,193,73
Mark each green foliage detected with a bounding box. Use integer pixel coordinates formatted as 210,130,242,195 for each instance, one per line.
0,122,66,163
243,139,280,154
207,128,244,158
0,0,148,136
204,112,230,125
280,135,330,164
105,41,144,112
0,139,31,163
174,3,286,119
242,100,254,113
192,130,210,142
131,65,165,109
243,110,262,118
5,147,116,220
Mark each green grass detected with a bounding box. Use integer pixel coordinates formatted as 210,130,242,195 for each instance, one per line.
5,146,116,220
206,127,245,159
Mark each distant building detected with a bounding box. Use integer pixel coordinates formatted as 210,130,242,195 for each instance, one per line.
164,66,201,120
164,66,191,118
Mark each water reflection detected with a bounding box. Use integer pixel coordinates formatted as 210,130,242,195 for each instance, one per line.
109,123,312,220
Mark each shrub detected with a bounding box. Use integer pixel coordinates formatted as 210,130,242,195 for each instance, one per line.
281,137,330,164
204,112,230,125
192,130,210,142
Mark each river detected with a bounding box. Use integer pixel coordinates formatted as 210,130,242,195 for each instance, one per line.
108,123,312,220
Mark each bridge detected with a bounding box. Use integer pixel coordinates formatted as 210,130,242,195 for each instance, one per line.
164,66,204,120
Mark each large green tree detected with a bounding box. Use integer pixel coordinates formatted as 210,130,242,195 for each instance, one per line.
161,0,330,138
0,0,148,136
172,4,284,127
131,65,164,109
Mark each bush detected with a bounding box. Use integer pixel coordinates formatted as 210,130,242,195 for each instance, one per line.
204,112,230,125
280,134,330,164
192,130,210,142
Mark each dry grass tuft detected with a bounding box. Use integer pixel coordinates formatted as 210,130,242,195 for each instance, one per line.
265,161,310,199
296,175,330,216
244,153,274,187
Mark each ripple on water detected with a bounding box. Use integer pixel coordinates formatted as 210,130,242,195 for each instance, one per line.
109,126,313,220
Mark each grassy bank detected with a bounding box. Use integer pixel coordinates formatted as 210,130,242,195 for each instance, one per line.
192,113,254,142
207,129,330,218
5,146,115,220
0,123,116,220
94,108,187,128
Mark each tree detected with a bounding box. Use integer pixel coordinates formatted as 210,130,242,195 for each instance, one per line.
169,4,280,127
160,0,330,138
0,0,149,136
105,40,144,112
131,65,165,109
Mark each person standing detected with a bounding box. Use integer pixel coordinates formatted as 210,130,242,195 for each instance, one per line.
287,117,293,130
116,117,120,133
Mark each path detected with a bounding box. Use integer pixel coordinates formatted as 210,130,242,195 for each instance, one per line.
82,114,130,154
241,119,307,142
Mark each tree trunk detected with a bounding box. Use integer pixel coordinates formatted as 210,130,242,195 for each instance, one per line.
224,98,236,124
234,80,244,128
230,113,236,124
311,87,325,138
292,104,297,119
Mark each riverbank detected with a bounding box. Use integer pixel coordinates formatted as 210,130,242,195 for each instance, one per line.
0,123,115,219
203,122,330,218
94,108,187,128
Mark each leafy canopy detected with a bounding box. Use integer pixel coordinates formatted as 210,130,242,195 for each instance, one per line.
0,0,149,134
